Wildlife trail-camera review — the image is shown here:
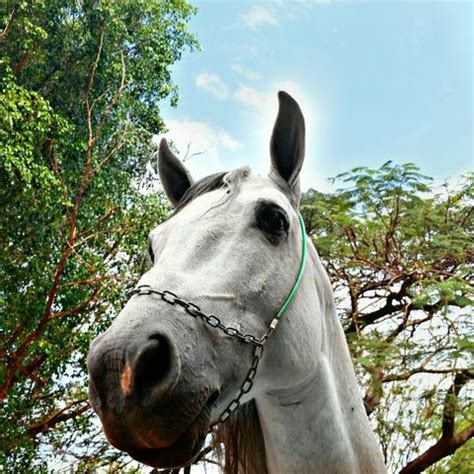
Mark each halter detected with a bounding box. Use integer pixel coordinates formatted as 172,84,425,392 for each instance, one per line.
127,211,307,452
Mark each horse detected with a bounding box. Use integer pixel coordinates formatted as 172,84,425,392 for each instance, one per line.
87,91,386,474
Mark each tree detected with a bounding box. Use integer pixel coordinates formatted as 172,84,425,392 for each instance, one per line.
0,1,198,470
301,162,473,473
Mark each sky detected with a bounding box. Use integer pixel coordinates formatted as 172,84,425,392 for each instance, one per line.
157,0,473,193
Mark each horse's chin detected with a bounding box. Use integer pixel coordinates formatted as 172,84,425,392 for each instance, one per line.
125,393,216,469
129,427,207,468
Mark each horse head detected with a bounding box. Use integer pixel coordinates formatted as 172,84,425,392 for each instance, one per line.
87,91,386,474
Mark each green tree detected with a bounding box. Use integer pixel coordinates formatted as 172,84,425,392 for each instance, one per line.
0,0,197,470
301,162,473,473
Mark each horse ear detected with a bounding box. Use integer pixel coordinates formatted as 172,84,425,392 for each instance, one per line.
158,138,193,207
269,91,305,200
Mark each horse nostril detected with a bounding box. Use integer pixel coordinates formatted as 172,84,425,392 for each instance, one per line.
133,334,173,399
88,345,126,410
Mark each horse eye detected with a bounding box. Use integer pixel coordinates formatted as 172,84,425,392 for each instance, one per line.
262,211,286,234
256,203,289,240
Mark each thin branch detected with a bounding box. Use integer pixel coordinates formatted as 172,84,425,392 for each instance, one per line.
0,7,16,40
399,371,474,474
182,142,207,162
86,28,105,111
50,286,103,320
93,122,131,173
76,208,116,239
59,274,127,288
73,225,132,249
67,240,96,273
93,49,128,142
382,368,466,384
26,399,90,439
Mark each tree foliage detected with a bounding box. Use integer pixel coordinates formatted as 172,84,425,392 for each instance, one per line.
301,162,473,473
0,0,197,470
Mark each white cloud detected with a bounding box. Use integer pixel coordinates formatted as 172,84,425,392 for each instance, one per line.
242,5,279,29
233,81,307,112
231,63,261,81
195,73,229,100
233,85,273,110
154,120,242,178
217,130,242,151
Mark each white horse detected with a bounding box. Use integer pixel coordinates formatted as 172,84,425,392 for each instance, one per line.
87,91,386,473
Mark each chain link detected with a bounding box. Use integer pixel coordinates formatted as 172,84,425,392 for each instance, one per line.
126,285,279,430
127,285,268,346
210,342,265,428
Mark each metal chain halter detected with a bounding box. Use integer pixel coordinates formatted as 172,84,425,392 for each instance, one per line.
127,212,307,469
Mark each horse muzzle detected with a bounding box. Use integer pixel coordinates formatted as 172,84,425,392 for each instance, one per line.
87,328,219,468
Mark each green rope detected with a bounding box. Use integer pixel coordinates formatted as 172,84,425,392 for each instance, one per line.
274,211,308,320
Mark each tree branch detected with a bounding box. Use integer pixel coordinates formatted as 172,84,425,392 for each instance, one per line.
0,30,107,400
50,286,103,321
399,371,474,473
26,399,90,439
0,7,16,41
76,208,116,239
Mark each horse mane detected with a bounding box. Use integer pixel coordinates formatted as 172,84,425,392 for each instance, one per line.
172,171,227,214
213,400,268,474
172,167,251,216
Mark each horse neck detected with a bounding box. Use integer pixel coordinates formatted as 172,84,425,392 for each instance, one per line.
255,245,386,474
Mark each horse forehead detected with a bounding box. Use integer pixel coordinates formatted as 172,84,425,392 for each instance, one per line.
148,175,292,244
238,176,292,210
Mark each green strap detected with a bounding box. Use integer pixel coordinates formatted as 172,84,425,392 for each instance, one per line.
274,211,308,320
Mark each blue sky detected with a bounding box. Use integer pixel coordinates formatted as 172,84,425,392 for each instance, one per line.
158,0,473,192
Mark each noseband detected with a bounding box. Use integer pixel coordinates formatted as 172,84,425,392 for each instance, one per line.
127,212,307,465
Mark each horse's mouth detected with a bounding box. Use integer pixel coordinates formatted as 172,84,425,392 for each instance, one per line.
130,431,206,468
128,391,218,468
